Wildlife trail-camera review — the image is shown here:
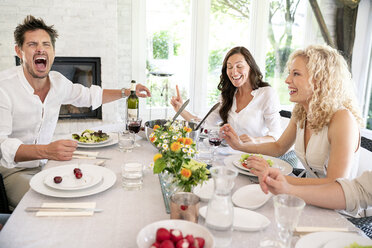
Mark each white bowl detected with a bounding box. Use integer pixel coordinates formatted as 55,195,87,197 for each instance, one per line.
136,219,215,248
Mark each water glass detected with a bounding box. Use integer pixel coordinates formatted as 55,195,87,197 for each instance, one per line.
170,192,200,223
268,194,305,248
118,131,135,152
196,139,212,165
121,162,143,190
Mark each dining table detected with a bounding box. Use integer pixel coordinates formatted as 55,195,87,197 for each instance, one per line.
0,131,362,248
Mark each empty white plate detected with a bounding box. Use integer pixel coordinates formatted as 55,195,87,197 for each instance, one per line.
193,179,214,202
232,184,272,210
295,232,372,248
199,206,270,232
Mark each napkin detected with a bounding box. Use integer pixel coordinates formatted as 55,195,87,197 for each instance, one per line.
36,202,96,217
72,151,99,159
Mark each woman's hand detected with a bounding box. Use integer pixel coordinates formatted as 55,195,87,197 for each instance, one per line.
245,155,270,178
220,124,242,150
259,168,291,195
170,85,183,112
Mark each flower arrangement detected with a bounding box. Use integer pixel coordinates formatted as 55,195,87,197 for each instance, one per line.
151,121,209,192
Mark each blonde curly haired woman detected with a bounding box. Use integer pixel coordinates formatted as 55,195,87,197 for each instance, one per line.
222,44,363,185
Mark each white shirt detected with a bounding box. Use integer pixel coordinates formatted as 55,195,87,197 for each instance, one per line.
0,66,102,168
205,86,282,140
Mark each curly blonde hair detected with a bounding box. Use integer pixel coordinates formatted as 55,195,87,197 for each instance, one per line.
290,45,363,132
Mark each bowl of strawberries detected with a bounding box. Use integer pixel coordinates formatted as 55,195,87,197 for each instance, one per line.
136,219,214,248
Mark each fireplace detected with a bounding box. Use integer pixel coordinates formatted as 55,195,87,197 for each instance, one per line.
15,56,102,119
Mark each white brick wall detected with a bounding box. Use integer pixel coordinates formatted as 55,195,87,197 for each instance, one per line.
0,0,132,134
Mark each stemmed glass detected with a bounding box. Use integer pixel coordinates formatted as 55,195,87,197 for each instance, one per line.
208,128,222,162
126,117,142,147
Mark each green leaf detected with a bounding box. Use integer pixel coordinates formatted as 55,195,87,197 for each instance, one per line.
153,158,166,174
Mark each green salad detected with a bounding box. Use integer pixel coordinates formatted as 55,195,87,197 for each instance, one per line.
239,153,274,167
72,129,109,143
344,242,372,248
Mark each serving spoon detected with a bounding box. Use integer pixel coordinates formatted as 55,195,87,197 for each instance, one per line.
195,102,220,131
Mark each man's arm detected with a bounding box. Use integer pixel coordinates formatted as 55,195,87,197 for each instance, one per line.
14,140,77,162
102,83,151,104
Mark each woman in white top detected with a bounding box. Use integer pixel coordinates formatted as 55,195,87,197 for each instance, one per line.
222,44,363,185
171,46,282,143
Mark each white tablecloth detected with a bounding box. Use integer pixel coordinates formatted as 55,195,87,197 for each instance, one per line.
0,134,359,248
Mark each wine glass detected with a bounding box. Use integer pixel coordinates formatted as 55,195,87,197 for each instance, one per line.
126,117,142,147
208,128,222,163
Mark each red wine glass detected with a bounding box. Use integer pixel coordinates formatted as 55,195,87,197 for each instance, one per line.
126,117,142,147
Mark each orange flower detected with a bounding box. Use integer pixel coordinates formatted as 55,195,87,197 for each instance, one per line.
177,137,185,143
150,136,156,143
183,127,192,133
153,125,160,130
180,168,192,178
170,142,182,152
184,137,193,145
153,153,162,162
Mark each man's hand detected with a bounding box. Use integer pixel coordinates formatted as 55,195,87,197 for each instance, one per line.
45,140,78,161
170,85,183,112
135,83,151,98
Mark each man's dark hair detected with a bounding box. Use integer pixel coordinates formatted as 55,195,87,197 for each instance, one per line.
14,15,59,48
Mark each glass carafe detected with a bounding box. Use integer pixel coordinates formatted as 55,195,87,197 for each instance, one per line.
205,166,238,247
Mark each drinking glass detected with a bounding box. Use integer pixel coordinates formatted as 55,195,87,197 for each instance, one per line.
208,128,222,162
121,162,143,190
118,130,135,152
126,117,142,147
260,194,305,248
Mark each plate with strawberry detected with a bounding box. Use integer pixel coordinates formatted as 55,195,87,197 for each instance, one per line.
136,219,214,248
224,153,293,177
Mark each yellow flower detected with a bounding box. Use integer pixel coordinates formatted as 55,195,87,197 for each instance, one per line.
180,168,192,178
184,137,193,145
170,142,182,152
177,137,185,143
153,153,162,162
153,125,160,130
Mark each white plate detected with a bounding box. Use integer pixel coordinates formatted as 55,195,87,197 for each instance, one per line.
232,184,272,210
30,164,116,198
295,232,372,248
43,164,102,191
77,136,111,145
224,153,293,177
136,219,214,248
193,179,214,202
199,206,270,232
76,133,118,148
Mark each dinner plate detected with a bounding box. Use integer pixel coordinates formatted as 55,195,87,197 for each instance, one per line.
30,164,116,198
193,179,214,202
76,133,118,148
199,206,270,232
295,231,372,248
232,184,272,210
43,164,103,191
224,153,293,177
77,136,111,145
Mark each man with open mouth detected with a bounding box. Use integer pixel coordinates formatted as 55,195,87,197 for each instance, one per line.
0,15,151,210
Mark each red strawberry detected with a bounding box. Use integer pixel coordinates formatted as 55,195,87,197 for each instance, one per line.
159,240,175,248
180,205,188,211
193,237,205,248
156,228,171,243
185,234,194,244
176,239,190,248
170,229,183,244
150,242,161,248
73,168,81,174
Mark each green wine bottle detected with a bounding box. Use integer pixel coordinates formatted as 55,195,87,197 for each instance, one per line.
127,80,139,120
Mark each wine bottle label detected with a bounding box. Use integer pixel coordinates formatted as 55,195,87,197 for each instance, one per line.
127,109,138,119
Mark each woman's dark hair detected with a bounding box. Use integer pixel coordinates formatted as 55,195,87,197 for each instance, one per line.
14,15,59,49
218,46,270,125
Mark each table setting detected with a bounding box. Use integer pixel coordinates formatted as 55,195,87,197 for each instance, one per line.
0,120,365,248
